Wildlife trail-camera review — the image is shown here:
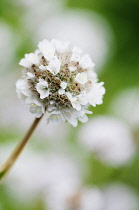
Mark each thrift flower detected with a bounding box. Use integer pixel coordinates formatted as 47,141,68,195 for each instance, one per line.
16,39,105,126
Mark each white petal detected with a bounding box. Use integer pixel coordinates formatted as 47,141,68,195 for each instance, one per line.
49,114,64,124
30,104,38,114
79,115,88,123
69,66,77,72
39,80,48,87
60,81,67,89
66,92,73,101
19,58,31,68
27,72,35,79
69,118,78,127
85,110,93,115
40,89,49,99
72,47,82,54
58,89,65,95
78,95,88,105
51,39,69,53
38,39,55,61
29,102,44,118
25,96,34,104
25,53,40,65
36,80,49,99
80,54,95,69
87,82,105,106
75,72,88,84
39,65,47,71
16,79,30,96
16,79,26,89
72,101,81,111
70,53,80,62
47,57,61,75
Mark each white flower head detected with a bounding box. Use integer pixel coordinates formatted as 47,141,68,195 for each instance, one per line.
79,116,136,166
103,184,139,210
110,88,139,130
4,148,81,204
79,188,104,210
16,39,105,125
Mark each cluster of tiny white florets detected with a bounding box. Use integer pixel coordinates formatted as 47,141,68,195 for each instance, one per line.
16,39,105,127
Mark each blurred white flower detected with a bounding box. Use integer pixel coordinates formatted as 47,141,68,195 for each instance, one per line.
15,0,64,9
78,116,136,166
2,147,81,203
103,183,138,210
37,10,113,71
78,188,104,210
16,39,105,126
43,155,81,210
1,145,138,210
21,0,64,44
0,22,16,73
110,88,139,130
44,184,139,210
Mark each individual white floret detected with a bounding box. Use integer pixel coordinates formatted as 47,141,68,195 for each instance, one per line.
69,66,77,72
27,72,35,79
38,39,55,61
87,82,106,107
75,72,88,85
46,110,65,124
66,93,88,111
47,56,61,75
39,65,48,71
58,89,65,95
80,54,95,69
60,81,67,89
30,103,44,118
19,53,40,68
36,79,50,99
70,47,82,62
16,79,31,97
19,58,31,68
25,53,40,65
51,39,69,53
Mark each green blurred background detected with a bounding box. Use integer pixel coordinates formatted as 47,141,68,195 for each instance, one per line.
0,0,139,209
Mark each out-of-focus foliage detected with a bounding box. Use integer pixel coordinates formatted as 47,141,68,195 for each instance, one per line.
0,0,139,209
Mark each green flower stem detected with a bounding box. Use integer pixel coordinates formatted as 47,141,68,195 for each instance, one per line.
0,116,43,183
